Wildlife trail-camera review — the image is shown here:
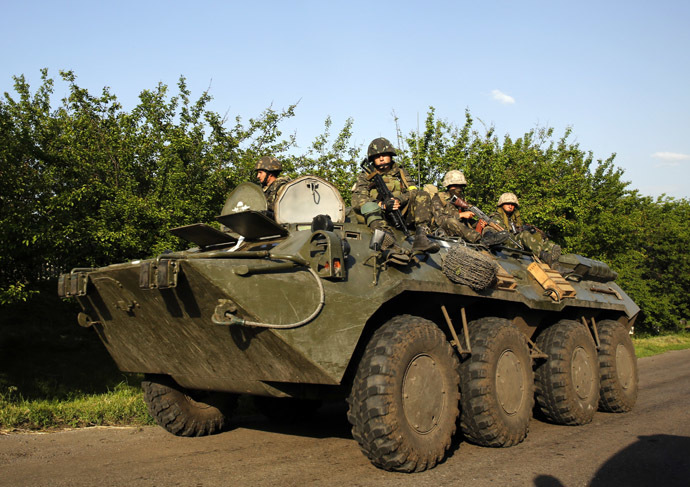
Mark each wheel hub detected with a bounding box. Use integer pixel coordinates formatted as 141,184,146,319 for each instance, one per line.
571,346,594,400
402,353,445,434
495,349,525,415
615,343,634,390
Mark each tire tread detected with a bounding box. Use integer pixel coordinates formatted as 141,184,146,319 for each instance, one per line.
347,315,460,472
459,317,534,447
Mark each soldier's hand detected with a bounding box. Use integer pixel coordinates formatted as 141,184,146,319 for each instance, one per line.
384,198,401,211
458,210,474,220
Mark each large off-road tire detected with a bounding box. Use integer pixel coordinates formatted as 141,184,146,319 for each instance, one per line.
460,317,534,447
597,320,638,412
142,374,237,437
535,320,600,425
254,396,322,422
347,315,460,473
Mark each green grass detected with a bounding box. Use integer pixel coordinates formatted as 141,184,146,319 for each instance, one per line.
0,381,153,431
632,331,690,358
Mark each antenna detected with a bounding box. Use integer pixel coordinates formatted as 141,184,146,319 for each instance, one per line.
416,112,420,187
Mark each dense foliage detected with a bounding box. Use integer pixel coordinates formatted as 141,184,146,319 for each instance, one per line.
1,71,688,333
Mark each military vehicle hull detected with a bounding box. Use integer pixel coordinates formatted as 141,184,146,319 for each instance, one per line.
59,178,640,473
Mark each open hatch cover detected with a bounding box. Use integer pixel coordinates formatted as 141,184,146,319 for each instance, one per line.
169,223,238,248
216,211,288,240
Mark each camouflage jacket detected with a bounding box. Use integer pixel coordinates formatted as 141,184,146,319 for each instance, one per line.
351,164,414,211
431,192,481,243
489,207,524,234
264,176,291,211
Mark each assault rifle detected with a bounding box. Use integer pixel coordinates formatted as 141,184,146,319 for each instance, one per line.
520,224,549,240
449,195,524,249
360,159,410,236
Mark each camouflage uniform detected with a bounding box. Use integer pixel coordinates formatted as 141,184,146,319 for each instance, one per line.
351,163,434,229
255,155,291,217
354,137,439,255
263,176,291,211
431,191,482,243
489,206,561,263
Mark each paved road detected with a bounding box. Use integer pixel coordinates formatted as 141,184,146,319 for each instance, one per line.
1,349,689,487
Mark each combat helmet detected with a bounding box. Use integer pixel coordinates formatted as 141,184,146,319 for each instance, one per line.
497,192,519,207
442,170,467,188
255,156,282,173
367,137,397,161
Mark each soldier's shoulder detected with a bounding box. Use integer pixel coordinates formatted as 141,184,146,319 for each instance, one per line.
396,165,410,177
434,191,450,204
423,183,439,196
396,166,414,185
353,171,370,185
271,176,291,189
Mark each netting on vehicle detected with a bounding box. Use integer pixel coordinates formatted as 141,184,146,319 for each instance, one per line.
442,244,498,290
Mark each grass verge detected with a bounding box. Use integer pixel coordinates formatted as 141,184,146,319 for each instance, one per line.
632,331,690,358
0,381,153,432
2,286,689,432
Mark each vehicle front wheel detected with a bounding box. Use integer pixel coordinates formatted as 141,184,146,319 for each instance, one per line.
142,374,237,437
347,315,460,472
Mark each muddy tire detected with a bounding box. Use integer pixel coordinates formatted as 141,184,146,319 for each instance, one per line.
254,396,322,421
142,374,237,437
535,320,599,425
460,317,534,447
597,320,638,412
347,315,460,472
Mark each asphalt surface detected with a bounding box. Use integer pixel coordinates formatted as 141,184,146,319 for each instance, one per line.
1,349,689,487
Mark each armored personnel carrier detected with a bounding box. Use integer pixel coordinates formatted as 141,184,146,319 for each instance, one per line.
58,176,639,473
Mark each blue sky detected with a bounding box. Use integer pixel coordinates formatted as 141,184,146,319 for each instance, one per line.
2,0,689,199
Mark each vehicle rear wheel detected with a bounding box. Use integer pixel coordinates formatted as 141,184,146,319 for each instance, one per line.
347,315,460,473
142,374,237,437
460,317,534,447
535,320,600,425
597,320,638,412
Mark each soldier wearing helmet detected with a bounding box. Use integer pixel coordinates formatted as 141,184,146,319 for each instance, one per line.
486,192,562,266
430,170,483,243
351,137,439,254
255,156,291,217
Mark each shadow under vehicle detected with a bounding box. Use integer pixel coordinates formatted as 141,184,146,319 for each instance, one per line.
58,176,640,473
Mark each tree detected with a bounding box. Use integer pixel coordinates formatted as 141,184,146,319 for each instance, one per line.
2,76,688,333
291,116,361,204
398,107,688,333
0,70,298,303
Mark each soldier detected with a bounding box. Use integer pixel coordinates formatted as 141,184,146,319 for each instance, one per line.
431,170,482,243
352,137,439,254
255,156,291,218
487,192,562,266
